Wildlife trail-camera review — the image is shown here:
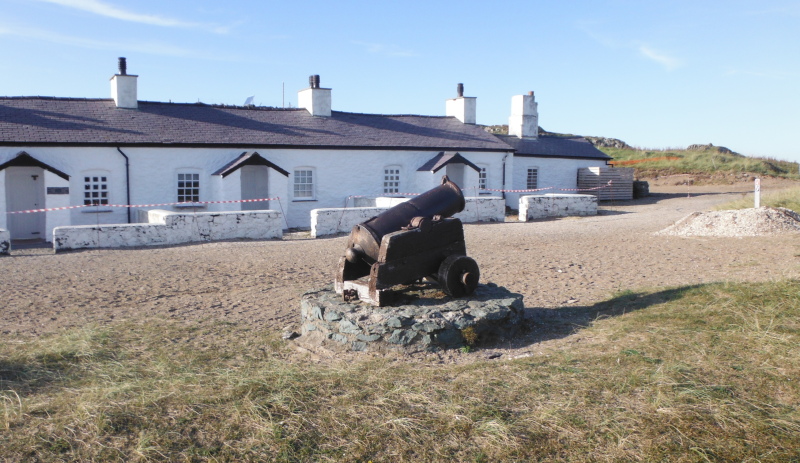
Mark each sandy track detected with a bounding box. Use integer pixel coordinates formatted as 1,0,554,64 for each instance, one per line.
2,182,798,350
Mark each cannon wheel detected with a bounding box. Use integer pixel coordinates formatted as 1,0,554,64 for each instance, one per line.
438,255,479,297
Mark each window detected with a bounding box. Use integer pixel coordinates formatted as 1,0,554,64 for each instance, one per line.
83,175,109,205
478,167,487,191
383,167,400,194
293,169,315,200
177,173,200,202
526,168,539,190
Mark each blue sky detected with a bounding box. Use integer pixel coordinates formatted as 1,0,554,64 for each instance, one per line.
2,0,798,163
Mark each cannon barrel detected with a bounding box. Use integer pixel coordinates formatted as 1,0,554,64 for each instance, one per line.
346,176,465,264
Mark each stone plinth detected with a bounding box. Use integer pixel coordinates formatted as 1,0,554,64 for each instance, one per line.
299,283,524,352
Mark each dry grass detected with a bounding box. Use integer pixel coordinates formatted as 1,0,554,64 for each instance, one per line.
2,280,799,461
599,147,800,180
716,186,800,213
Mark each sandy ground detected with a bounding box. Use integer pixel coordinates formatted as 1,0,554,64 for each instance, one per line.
2,178,798,360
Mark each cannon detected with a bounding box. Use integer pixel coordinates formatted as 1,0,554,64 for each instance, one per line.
335,176,480,306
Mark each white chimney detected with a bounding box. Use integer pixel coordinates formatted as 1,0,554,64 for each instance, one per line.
445,83,476,124
110,57,138,109
298,75,331,117
508,92,538,138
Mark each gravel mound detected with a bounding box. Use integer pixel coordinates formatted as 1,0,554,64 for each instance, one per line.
656,207,800,237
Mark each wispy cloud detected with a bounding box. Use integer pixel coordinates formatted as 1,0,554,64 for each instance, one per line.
578,21,683,71
351,40,417,57
637,45,683,71
34,0,231,34
0,23,239,60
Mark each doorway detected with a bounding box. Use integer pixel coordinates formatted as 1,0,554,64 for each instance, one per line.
5,166,45,239
240,165,270,211
445,163,466,189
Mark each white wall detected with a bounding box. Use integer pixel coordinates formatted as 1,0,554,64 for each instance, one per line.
519,194,597,221
44,171,70,240
1,146,508,232
53,209,283,252
454,196,505,223
0,169,6,231
508,157,608,209
310,207,385,238
0,228,9,255
310,196,505,238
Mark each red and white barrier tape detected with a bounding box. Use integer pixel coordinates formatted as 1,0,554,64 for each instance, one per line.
480,187,554,193
480,181,612,194
557,181,613,192
6,204,91,214
6,197,281,215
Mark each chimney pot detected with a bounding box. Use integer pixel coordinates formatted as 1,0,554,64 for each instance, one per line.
528,91,534,96
118,57,127,75
457,83,464,97
309,75,320,89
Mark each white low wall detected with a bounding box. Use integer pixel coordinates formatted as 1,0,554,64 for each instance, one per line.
519,194,597,221
310,207,386,238
311,196,505,238
0,228,9,255
454,196,505,223
53,209,283,252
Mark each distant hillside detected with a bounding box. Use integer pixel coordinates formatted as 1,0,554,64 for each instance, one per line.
482,124,800,181
599,145,799,181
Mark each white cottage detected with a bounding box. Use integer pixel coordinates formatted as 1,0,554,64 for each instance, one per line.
0,59,610,242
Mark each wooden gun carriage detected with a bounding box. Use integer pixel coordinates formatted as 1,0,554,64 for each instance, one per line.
335,176,480,306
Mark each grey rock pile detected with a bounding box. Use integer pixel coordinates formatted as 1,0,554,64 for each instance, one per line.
298,283,524,352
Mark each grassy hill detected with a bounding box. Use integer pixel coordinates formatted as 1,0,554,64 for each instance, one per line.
482,124,800,181
600,145,800,181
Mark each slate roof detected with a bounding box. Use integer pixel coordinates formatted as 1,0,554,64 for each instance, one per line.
495,134,612,160
212,151,290,177
0,151,70,180
416,152,481,173
0,97,513,152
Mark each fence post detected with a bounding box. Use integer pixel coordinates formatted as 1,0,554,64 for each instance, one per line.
754,178,761,208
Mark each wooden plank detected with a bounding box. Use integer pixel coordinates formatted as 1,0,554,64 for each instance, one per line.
577,167,634,200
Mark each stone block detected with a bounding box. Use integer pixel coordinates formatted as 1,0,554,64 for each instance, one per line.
519,194,597,221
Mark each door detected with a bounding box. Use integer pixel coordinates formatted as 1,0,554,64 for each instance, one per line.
5,166,45,239
240,165,270,211
445,163,466,190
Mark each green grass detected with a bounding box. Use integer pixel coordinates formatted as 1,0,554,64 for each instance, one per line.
600,146,800,180
716,186,800,212
2,280,800,461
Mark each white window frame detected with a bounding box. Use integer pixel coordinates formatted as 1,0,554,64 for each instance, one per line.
526,167,539,190
176,171,202,205
293,168,316,201
477,165,488,193
383,166,401,194
82,171,110,206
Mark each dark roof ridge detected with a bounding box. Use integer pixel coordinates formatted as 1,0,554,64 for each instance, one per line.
332,110,452,119
137,100,304,111
0,96,306,112
0,96,111,102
